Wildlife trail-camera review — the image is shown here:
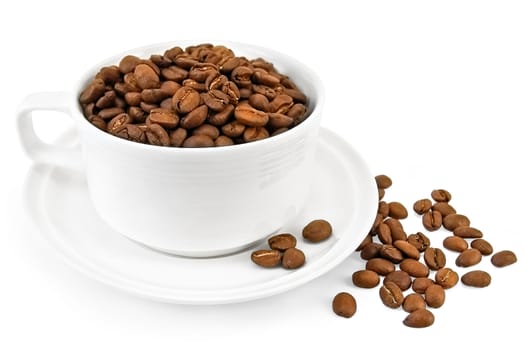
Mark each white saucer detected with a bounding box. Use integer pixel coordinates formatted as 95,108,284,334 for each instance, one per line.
23,128,377,305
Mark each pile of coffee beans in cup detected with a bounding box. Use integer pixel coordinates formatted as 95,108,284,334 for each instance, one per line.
79,43,309,147
332,174,517,327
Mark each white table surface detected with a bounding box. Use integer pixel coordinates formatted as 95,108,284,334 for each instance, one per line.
1,1,525,348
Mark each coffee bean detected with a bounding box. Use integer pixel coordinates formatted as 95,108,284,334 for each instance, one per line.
243,127,269,143
268,113,294,128
119,55,142,74
193,124,220,140
282,248,305,269
443,236,468,252
248,93,270,112
208,104,234,126
269,94,294,114
251,249,282,268
443,214,470,231
148,108,179,129
180,105,208,129
360,242,383,260
384,218,407,241
424,284,445,308
182,135,214,148
99,107,125,120
378,201,389,218
371,214,383,232
96,66,121,84
221,120,246,138
407,232,430,252
107,113,132,134
287,103,308,122
268,233,297,251
491,250,517,267
422,210,442,231
435,267,459,289
393,240,421,260
403,309,435,328
384,270,412,291
377,223,392,245
388,201,408,219
470,239,493,256
80,78,107,104
380,245,404,263
424,247,446,270
234,104,269,127
214,135,234,146
352,270,380,288
231,66,253,87
302,219,332,243
145,123,171,146
161,66,189,82
461,270,491,287
202,89,231,111
366,258,395,276
169,128,187,147
413,199,432,215
453,226,483,238
379,281,404,308
95,90,117,109
378,188,385,200
412,277,434,294
403,293,427,313
400,259,430,278
375,175,392,189
431,189,452,202
171,86,200,114
455,248,482,267
355,234,373,251
253,70,280,87
134,64,160,89
88,115,106,131
432,202,457,217
332,292,357,318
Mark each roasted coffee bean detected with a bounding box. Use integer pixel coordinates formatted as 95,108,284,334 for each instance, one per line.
268,233,297,251
134,64,160,89
208,104,235,126
169,128,187,147
287,103,308,122
248,93,270,112
400,259,429,278
377,223,392,245
443,214,470,231
379,281,404,308
425,284,445,308
456,248,482,267
172,86,201,114
221,120,246,138
150,54,172,68
424,247,446,270
393,240,421,260
384,270,412,291
148,108,179,128
99,107,125,120
114,124,146,143
189,63,218,82
214,135,234,146
378,201,389,218
283,88,307,104
375,175,392,189
140,101,159,113
412,277,434,294
432,202,457,217
491,250,517,267
403,293,427,313
128,106,146,122
332,292,357,318
243,127,269,142
470,239,493,256
124,92,142,106
269,94,294,114
96,66,121,84
95,90,117,109
302,219,332,243
161,66,189,82
206,74,228,91
145,123,170,146
422,210,442,231
407,232,430,252
107,113,132,134
80,78,107,104
253,70,280,87
234,104,269,127
202,89,230,111
180,105,208,129
193,124,220,140
141,88,169,104
384,218,407,241
221,81,241,104
413,199,432,215
231,66,253,87
268,113,294,128
119,55,142,74
360,242,383,260
461,270,491,287
453,226,483,238
182,135,214,148
282,247,305,269
443,236,468,252
366,258,395,276
388,202,408,219
251,249,282,268
431,189,452,202
252,84,277,100
355,234,373,251
403,309,435,328
380,245,404,264
435,267,459,289
352,270,380,288
88,115,106,130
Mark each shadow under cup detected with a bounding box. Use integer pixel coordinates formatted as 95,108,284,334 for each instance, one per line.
74,41,324,257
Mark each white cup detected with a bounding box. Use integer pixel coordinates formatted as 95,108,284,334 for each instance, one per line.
16,41,324,257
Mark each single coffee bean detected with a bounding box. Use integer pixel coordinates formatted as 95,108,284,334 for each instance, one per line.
202,89,231,111
182,79,206,92
443,214,470,231
400,259,430,278
407,232,430,252
141,88,169,104
95,90,117,109
269,94,294,114
431,189,452,202
424,284,445,308
443,236,468,252
140,101,159,113
180,105,208,129
88,115,106,130
332,292,357,318
243,127,269,142
287,103,308,122
214,135,234,146
413,199,432,215
360,242,383,260
234,104,269,127
268,113,294,128
169,127,187,147
253,70,280,87
172,86,201,114
384,270,412,291
384,218,407,241
80,78,106,104
206,74,228,91
388,201,408,219
377,223,392,245
379,281,404,308
182,135,214,148
422,210,442,231
302,219,332,243
366,258,395,276
161,66,189,82
124,92,142,106
119,55,142,74
148,108,179,129
403,309,435,328
456,248,482,267
268,233,297,251
282,247,305,269
432,202,457,217
251,249,282,268
453,226,483,238
491,250,517,267
107,113,132,134
96,65,121,84
378,201,389,218
283,88,307,104
375,175,392,189
134,64,160,90
403,293,427,313
114,124,146,143
355,234,373,252
380,245,404,264
424,247,446,270
221,120,246,138
435,267,459,289
99,107,125,120
412,277,434,294
128,106,146,122
461,270,491,287
208,104,234,126
352,270,380,288
248,93,270,112
470,239,493,256
393,240,421,260
145,123,171,146
231,66,253,87
193,124,220,140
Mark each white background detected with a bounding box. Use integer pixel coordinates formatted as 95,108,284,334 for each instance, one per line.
1,0,525,348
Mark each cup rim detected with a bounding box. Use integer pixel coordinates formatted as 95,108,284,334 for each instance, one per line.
71,40,325,154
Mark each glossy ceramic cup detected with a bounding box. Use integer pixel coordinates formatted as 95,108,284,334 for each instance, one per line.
16,41,324,257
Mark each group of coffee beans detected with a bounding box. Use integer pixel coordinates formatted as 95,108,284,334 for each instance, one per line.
251,219,332,269
332,175,517,327
79,43,309,147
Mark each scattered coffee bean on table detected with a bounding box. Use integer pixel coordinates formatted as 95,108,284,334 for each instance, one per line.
332,292,357,318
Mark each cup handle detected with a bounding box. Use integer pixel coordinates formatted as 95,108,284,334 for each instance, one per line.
16,91,83,170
